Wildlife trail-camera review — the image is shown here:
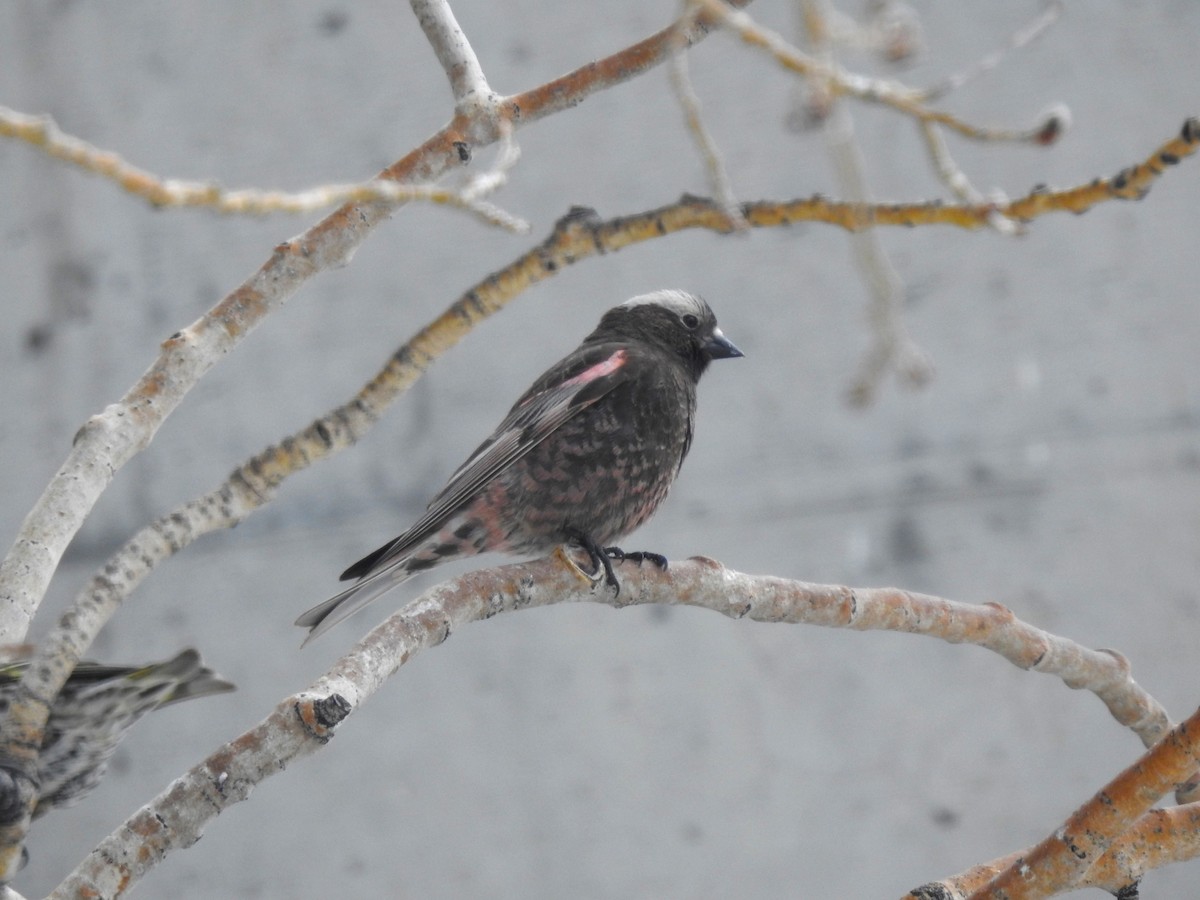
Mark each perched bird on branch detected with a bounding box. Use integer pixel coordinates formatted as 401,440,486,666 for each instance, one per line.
297,289,743,644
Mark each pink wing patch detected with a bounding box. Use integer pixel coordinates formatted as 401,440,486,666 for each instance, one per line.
560,349,627,388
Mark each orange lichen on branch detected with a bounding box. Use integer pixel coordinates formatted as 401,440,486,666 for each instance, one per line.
1006,116,1200,220
1083,803,1200,893
909,804,1200,899
528,122,1197,251
903,849,1026,899
752,116,1199,230
968,703,1200,899
511,1,752,125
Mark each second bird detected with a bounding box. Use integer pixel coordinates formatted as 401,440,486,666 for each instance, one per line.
296,289,743,643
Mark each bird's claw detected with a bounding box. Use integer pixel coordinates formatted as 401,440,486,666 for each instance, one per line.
591,545,621,595
556,546,603,585
565,531,620,595
604,547,668,571
565,533,669,597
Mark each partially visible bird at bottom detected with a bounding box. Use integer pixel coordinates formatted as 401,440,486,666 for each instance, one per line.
0,647,235,820
297,289,743,644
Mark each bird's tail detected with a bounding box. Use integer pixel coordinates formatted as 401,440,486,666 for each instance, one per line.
152,649,238,706
295,564,416,646
0,648,235,704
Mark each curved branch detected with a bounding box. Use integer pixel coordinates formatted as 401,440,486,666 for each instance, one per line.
0,106,526,225
699,0,1062,143
54,554,1171,897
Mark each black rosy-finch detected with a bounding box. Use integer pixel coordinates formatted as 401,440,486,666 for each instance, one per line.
296,289,743,644
0,647,234,818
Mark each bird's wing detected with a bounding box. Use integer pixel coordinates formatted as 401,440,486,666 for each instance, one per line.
338,344,633,582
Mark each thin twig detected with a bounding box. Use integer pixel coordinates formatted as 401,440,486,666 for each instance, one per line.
410,0,492,107
700,0,1056,143
458,117,521,203
920,1,1064,102
917,119,1019,235
798,0,932,405
0,105,527,226
669,1,748,229
798,2,924,61
917,118,984,205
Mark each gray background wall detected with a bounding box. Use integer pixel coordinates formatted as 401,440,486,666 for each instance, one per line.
2,2,1199,897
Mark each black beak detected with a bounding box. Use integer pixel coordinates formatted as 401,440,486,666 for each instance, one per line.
703,327,744,360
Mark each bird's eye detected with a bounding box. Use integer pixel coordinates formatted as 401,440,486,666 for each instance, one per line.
681,314,700,330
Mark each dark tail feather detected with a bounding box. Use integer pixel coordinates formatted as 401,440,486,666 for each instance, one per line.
296,563,415,646
340,537,401,581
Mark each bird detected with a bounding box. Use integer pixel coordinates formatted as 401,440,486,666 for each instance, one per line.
296,289,743,644
0,647,235,819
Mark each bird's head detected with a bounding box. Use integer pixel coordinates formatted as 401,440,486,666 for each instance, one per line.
592,289,743,379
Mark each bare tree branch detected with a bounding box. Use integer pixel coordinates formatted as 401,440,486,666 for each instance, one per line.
916,803,1200,897
669,2,747,229
964,702,1200,898
1082,804,1200,894
410,0,492,108
701,0,1062,142
920,1,1064,102
0,105,527,227
796,0,933,406
51,553,1178,897
907,3,1069,230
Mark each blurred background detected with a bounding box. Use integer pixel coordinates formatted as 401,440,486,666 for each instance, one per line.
2,2,1198,896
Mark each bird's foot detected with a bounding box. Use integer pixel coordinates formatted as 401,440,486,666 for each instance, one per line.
556,546,603,586
565,531,622,594
603,547,668,571
564,534,669,596
597,546,670,596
